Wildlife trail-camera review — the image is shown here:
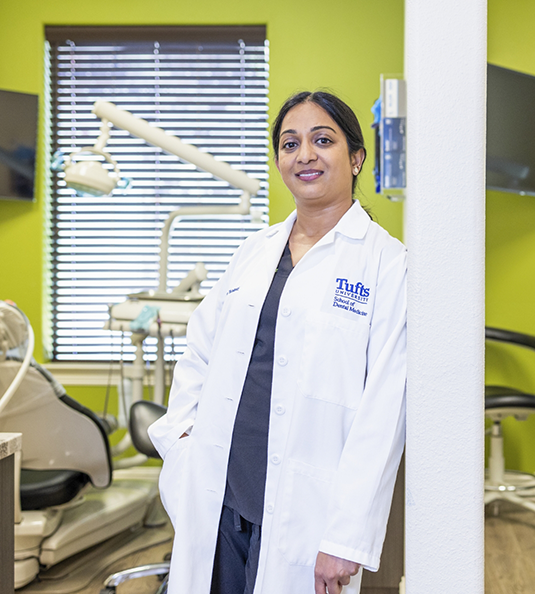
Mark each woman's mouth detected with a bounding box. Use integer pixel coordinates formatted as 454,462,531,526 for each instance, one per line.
295,170,323,181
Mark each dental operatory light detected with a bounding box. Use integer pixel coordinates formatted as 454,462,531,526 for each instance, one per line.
53,101,261,201
51,118,124,197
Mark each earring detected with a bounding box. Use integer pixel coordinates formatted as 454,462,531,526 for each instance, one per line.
353,166,360,175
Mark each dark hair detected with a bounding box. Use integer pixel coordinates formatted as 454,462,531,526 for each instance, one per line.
272,91,367,193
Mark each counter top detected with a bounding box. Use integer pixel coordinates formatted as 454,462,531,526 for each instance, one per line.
0,433,21,460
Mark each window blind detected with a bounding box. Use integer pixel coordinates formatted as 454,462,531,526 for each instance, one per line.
45,26,269,362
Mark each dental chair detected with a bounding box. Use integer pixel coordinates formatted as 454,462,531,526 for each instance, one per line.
0,301,161,589
485,326,535,512
101,400,169,594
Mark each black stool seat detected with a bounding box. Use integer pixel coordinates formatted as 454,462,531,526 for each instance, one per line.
129,400,166,459
486,385,535,410
21,469,90,510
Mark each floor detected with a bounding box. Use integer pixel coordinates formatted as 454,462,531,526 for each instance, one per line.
19,523,173,594
16,501,535,594
74,540,172,594
485,500,535,594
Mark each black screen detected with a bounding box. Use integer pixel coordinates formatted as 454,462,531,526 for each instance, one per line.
0,89,38,201
487,64,535,196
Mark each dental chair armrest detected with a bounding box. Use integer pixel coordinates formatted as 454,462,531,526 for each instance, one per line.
129,401,166,459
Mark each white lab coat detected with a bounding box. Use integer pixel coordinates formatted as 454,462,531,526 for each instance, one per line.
148,200,407,594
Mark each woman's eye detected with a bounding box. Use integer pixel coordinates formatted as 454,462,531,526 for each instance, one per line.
317,137,332,145
282,141,297,150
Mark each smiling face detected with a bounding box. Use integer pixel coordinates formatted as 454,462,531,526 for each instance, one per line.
275,101,364,211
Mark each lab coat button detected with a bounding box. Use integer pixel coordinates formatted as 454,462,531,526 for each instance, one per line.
275,404,285,415
271,454,281,465
266,503,275,513
281,307,291,317
277,355,288,366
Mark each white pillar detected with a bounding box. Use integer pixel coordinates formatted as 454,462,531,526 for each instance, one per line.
404,2,486,593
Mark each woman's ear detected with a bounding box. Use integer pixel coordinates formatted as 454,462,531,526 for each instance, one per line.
350,148,366,171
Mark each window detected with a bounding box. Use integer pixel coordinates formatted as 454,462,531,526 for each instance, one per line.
45,26,269,362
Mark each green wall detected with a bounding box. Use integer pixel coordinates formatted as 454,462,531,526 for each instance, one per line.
0,0,405,411
487,0,535,472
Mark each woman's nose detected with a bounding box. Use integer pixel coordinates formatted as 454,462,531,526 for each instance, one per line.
297,141,317,164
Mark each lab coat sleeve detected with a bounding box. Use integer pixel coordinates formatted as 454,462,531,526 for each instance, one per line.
318,248,407,572
147,250,238,459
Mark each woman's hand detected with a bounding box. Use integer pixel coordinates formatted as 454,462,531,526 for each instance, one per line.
314,552,360,594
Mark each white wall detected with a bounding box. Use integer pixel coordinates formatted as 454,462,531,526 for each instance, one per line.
404,1,486,592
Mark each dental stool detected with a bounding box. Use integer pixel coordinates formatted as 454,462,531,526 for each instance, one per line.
101,400,170,594
485,327,535,513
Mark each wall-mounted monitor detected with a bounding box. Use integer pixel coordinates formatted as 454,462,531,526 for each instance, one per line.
487,64,535,196
0,89,38,202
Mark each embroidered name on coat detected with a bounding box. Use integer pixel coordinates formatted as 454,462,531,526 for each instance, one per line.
333,278,370,316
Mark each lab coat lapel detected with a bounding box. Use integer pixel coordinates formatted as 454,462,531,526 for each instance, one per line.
243,212,296,305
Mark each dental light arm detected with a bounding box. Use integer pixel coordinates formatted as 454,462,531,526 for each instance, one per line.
90,101,261,293
93,101,259,195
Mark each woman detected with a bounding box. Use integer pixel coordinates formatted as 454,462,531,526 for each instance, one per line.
148,91,407,594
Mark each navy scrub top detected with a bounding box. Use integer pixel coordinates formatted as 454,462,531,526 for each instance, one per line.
223,241,294,525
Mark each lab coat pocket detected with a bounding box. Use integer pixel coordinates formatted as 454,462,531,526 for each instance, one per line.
278,459,333,566
158,436,190,528
298,311,369,409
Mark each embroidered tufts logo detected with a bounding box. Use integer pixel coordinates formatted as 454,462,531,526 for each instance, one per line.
335,278,370,303
332,278,370,317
